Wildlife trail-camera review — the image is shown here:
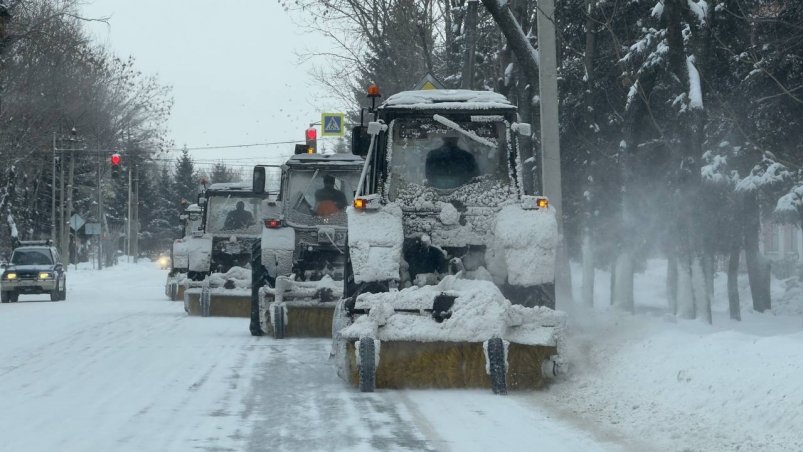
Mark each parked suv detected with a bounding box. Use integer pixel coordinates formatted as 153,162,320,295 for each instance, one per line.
1,242,66,302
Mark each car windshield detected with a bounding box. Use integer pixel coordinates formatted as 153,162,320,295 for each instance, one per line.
387,118,514,207
11,249,53,266
205,195,261,234
285,168,360,226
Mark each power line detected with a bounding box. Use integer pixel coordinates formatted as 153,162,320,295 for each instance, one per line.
167,140,301,151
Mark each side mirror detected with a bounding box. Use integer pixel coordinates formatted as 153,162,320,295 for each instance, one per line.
253,166,266,194
197,195,206,206
512,122,532,137
54,264,63,271
351,126,371,157
0,262,7,269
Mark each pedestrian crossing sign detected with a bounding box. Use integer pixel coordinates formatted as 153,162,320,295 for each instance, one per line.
321,113,345,137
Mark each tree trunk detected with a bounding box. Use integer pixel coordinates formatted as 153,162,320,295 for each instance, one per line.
479,0,539,88
667,253,678,315
581,231,594,308
612,251,634,311
727,247,741,321
676,258,695,319
743,192,771,312
693,256,712,323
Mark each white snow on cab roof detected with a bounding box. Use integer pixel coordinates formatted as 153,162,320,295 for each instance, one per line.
384,89,515,110
287,153,364,165
207,182,251,191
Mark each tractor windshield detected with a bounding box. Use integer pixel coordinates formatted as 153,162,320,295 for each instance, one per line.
387,117,514,206
285,168,360,226
206,195,261,234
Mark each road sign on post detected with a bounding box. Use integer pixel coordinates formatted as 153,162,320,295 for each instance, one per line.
69,214,85,231
85,223,101,235
321,113,345,137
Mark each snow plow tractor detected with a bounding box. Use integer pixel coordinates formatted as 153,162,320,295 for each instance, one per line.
332,86,565,394
165,203,203,301
250,152,364,338
183,182,271,317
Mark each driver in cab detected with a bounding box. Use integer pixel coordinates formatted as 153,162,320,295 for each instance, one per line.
224,201,255,230
314,174,347,216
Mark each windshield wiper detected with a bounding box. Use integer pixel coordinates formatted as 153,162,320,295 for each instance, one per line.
293,169,320,210
432,114,497,149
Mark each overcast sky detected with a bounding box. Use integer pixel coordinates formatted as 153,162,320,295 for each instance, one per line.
80,0,342,172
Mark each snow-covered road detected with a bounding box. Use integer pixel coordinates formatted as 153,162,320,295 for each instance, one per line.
0,262,622,452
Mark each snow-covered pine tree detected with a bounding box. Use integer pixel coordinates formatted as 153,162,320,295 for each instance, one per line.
173,148,199,212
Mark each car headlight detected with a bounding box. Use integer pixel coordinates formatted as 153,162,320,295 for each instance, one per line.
5,272,16,280
39,272,53,280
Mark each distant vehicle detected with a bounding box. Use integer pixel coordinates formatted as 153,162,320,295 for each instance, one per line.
158,254,170,270
1,241,66,303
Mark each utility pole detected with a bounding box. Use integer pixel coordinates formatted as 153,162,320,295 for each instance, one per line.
58,137,65,257
96,141,103,270
55,128,82,265
132,161,139,262
65,146,75,264
536,0,571,303
461,0,479,90
51,132,57,243
127,156,132,262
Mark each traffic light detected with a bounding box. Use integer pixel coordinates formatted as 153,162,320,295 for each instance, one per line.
111,153,121,178
305,127,317,154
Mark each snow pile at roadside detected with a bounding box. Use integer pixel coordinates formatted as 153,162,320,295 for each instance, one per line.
548,261,803,452
342,275,564,345
773,276,803,316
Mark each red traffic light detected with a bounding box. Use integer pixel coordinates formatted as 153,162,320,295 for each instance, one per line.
305,127,317,141
111,153,121,165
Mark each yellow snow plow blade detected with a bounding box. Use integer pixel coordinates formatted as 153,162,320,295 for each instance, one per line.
343,340,557,390
265,304,335,337
184,288,251,317
257,276,343,338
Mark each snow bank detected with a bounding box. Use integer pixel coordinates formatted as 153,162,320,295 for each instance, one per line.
342,275,565,346
555,260,803,452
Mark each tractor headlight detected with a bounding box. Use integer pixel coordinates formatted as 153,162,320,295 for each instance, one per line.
158,257,169,267
39,272,53,280
5,272,17,280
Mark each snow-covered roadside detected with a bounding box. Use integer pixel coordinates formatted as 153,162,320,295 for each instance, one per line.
542,261,803,452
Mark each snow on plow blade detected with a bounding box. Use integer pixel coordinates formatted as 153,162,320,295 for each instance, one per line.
257,276,342,338
184,287,251,317
334,276,565,393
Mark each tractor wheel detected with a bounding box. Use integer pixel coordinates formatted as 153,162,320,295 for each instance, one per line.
358,338,376,393
50,282,60,302
486,337,507,395
272,304,285,339
59,280,67,301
